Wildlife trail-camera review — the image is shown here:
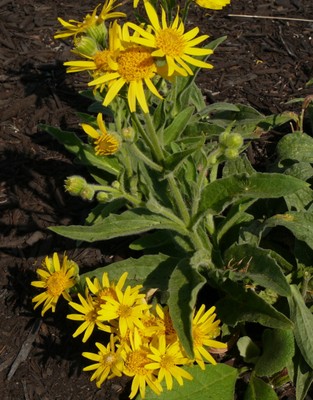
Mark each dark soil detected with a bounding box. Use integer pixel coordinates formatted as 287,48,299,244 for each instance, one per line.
0,0,313,399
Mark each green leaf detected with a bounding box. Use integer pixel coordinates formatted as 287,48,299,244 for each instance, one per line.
140,364,237,400
41,124,120,176
79,253,177,293
237,336,260,364
164,146,202,172
265,211,313,250
168,259,206,358
49,209,187,242
198,173,308,216
222,154,256,177
215,280,293,329
288,345,313,400
224,244,291,297
163,106,195,145
277,132,313,163
254,329,295,377
288,285,313,369
244,374,279,400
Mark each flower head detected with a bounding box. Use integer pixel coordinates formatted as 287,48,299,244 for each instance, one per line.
122,328,163,399
127,2,213,76
194,0,231,10
81,113,120,156
54,0,125,39
67,291,112,342
83,334,124,387
31,252,79,316
192,305,227,368
146,335,193,390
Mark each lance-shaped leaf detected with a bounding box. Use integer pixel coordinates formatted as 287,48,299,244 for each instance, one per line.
265,211,313,250
244,374,279,400
164,146,203,173
140,364,237,400
198,173,308,216
215,280,293,329
224,244,290,297
163,106,195,145
49,208,188,242
168,259,206,358
79,253,177,293
41,124,120,175
288,285,313,369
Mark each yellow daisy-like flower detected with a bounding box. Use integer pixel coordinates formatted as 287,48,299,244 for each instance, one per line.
67,291,112,342
81,113,120,156
127,2,213,77
88,24,163,113
31,252,78,316
122,328,163,399
194,0,231,10
54,0,126,39
98,284,151,337
83,334,124,387
192,304,227,369
146,335,193,390
153,304,178,344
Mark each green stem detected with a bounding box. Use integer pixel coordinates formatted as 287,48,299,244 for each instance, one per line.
130,143,163,172
143,113,165,164
91,185,142,207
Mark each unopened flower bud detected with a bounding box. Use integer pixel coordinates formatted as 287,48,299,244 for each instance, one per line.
73,36,99,56
111,180,121,190
121,127,135,142
96,191,111,202
224,148,239,160
224,133,243,149
64,176,87,196
80,186,95,201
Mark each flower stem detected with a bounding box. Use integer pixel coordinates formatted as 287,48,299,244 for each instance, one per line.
130,143,163,172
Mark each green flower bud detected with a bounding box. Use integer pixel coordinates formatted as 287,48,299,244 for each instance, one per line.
73,36,99,56
218,130,230,146
224,148,240,160
96,191,111,202
64,176,87,196
80,186,95,201
121,127,135,142
224,133,243,149
86,22,107,46
111,180,121,190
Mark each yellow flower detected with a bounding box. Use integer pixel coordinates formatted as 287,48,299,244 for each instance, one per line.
194,0,231,10
88,23,163,113
83,334,124,387
146,335,193,390
127,2,213,76
81,113,120,156
122,328,163,399
192,304,227,369
153,304,178,344
31,253,78,316
98,284,151,337
54,0,126,39
67,291,112,342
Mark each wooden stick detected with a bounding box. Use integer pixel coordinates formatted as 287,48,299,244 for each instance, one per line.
228,14,313,23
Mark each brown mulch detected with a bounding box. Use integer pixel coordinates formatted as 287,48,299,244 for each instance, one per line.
0,0,313,399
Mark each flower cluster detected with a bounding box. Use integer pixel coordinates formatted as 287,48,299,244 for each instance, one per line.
57,0,217,114
31,254,227,399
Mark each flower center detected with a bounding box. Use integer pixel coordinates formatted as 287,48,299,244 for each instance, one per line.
86,309,98,322
47,271,71,297
126,350,149,375
155,28,185,57
117,47,156,82
102,353,117,366
118,304,132,318
94,133,119,156
94,50,114,72
159,354,175,369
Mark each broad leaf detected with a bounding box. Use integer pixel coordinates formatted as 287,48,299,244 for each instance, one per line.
277,132,313,163
244,374,279,400
288,345,313,400
215,280,293,329
168,259,206,358
224,244,291,297
254,329,295,377
198,173,308,216
288,285,313,369
265,211,313,250
49,209,187,242
140,364,237,400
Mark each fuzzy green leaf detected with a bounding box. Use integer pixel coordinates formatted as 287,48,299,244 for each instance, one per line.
237,336,260,364
168,259,206,358
277,132,313,163
49,209,187,242
140,364,237,400
244,374,279,400
215,280,293,329
265,211,313,250
288,285,313,369
254,329,295,377
224,244,290,296
163,106,195,145
198,173,308,216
